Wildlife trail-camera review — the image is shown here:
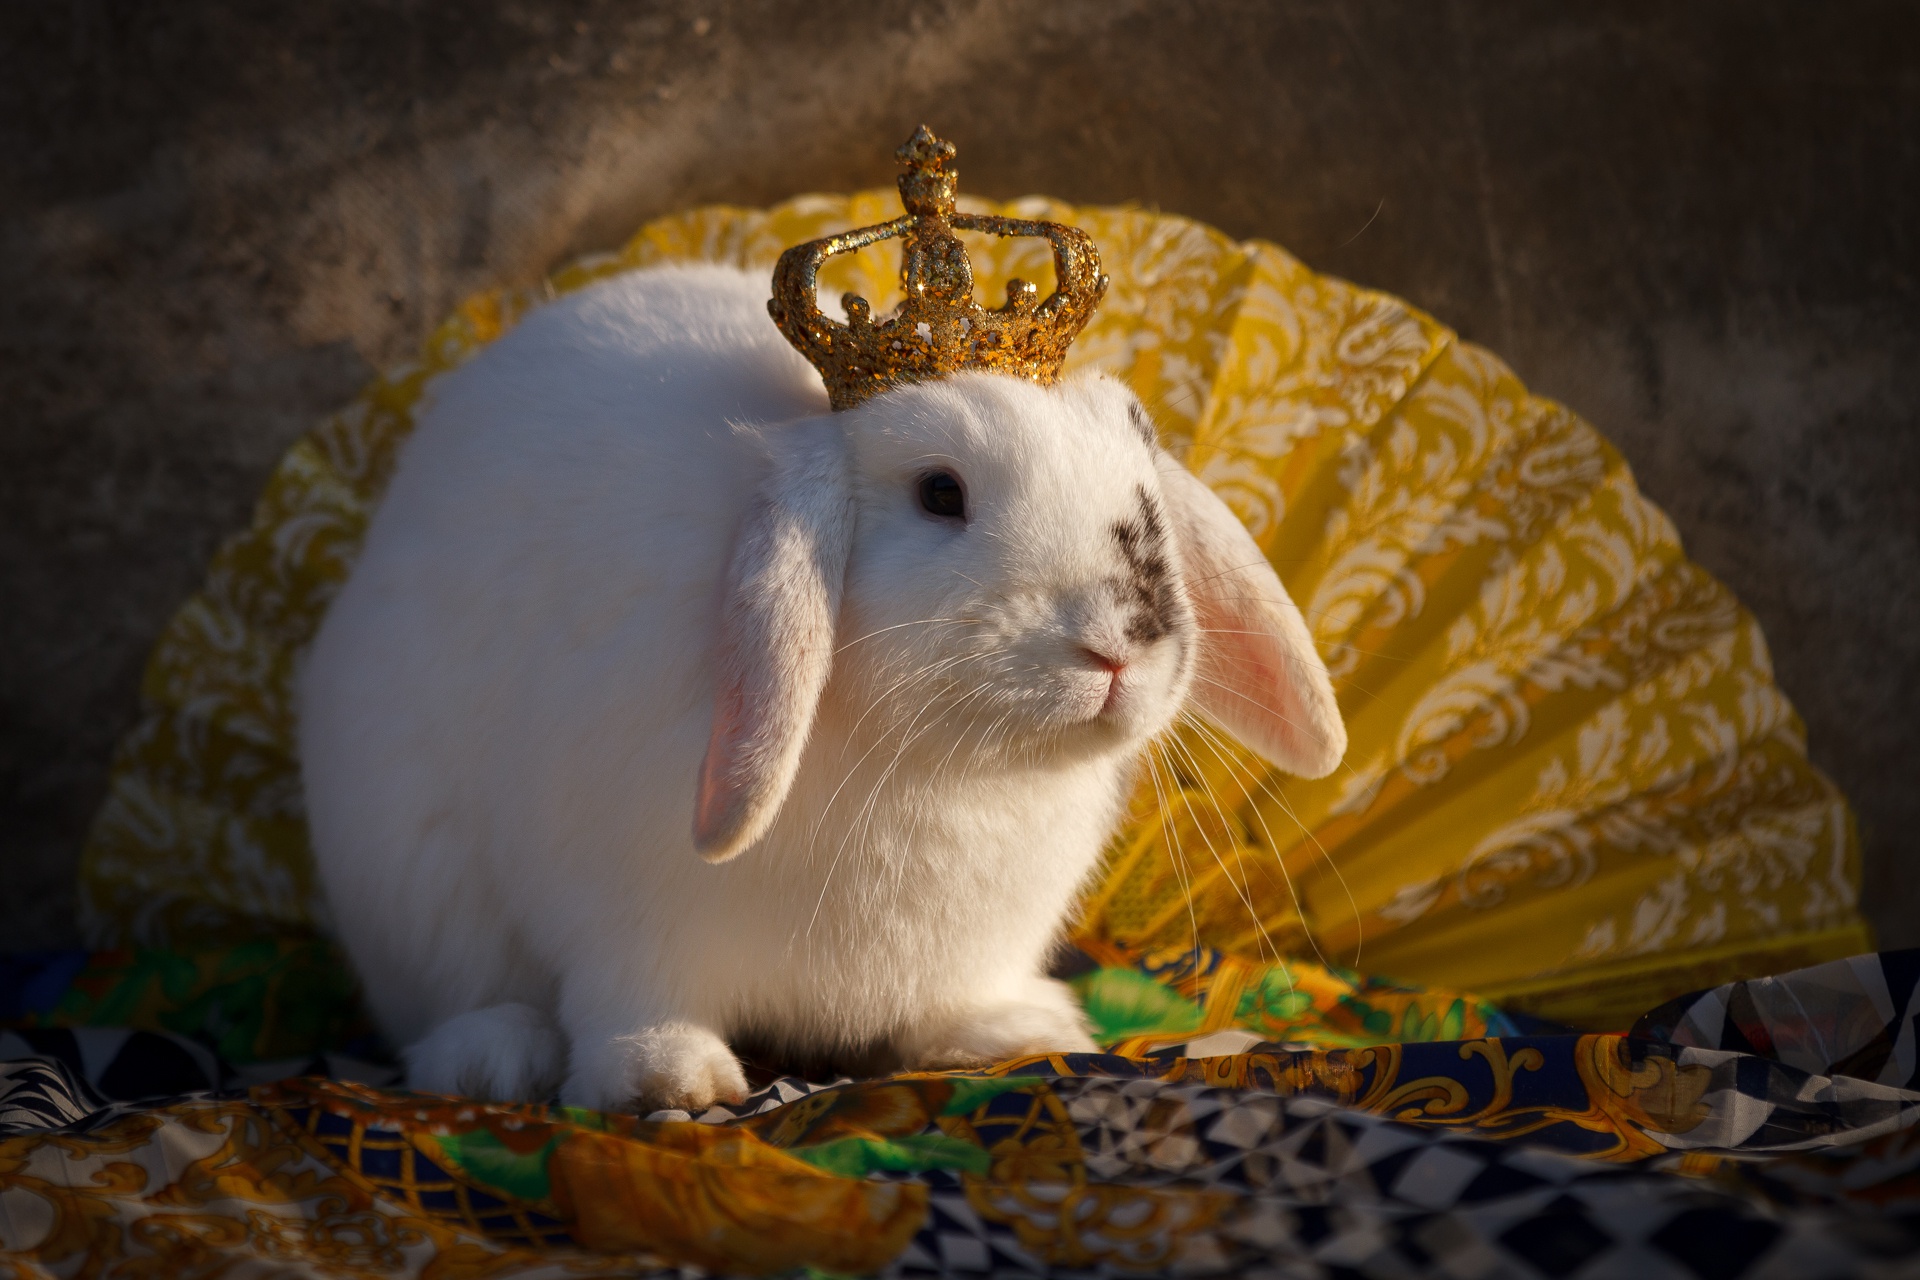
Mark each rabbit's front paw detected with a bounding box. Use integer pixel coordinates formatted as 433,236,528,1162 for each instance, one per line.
404,1003,566,1101
900,981,1099,1070
562,1020,749,1113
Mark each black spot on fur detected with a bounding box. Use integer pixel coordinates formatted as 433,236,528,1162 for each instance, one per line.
1112,485,1180,643
1127,401,1158,447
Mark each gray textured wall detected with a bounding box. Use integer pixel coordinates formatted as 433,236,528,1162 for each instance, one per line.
4,2,1916,949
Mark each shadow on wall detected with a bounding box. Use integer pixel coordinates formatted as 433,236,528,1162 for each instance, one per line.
2,0,1916,949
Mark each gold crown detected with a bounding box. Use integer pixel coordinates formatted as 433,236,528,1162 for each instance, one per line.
768,126,1110,410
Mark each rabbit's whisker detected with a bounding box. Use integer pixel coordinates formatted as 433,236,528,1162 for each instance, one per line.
1174,714,1314,978
1185,671,1375,788
1177,711,1363,972
838,651,973,757
1189,616,1396,717
888,679,1001,883
1156,727,1282,968
1144,739,1204,977
971,703,1025,773
806,658,971,939
924,681,1001,782
846,694,963,890
834,616,977,655
1186,673,1341,749
811,652,973,846
1183,582,1389,629
1191,626,1409,663
1263,774,1363,972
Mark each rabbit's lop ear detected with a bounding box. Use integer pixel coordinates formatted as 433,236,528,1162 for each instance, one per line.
694,420,854,863
1157,459,1347,779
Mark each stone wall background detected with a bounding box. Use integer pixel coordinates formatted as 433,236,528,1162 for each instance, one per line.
4,1,1915,949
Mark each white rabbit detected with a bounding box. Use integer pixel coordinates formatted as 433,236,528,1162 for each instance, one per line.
298,262,1346,1113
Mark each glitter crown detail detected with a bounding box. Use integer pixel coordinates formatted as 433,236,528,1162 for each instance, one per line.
768,126,1110,410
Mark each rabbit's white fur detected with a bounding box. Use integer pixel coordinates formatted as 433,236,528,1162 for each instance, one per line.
299,263,1345,1112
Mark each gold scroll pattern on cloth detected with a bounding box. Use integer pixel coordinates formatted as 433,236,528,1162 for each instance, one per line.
0,1101,648,1278
77,192,1870,1027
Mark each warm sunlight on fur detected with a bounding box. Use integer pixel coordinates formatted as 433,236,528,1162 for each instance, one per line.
298,264,1345,1112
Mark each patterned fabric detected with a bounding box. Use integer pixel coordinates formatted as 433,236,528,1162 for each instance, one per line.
3,1033,1917,1276
1634,948,1920,1090
0,939,373,1064
5,946,1920,1275
1,939,1516,1068
1065,940,1538,1055
75,194,1870,1029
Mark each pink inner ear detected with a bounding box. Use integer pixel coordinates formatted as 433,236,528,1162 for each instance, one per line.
1190,588,1340,776
692,679,749,851
687,420,853,865
1158,460,1346,779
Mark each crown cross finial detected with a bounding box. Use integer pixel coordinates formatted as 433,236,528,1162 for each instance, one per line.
768,127,1110,410
895,124,958,217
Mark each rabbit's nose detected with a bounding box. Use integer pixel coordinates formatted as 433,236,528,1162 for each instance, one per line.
1080,647,1128,675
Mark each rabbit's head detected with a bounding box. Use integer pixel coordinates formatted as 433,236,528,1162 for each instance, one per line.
694,371,1346,862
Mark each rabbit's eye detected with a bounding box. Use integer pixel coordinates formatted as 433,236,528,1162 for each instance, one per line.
918,470,966,521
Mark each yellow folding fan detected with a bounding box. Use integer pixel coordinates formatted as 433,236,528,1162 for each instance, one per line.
78,191,1871,1029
